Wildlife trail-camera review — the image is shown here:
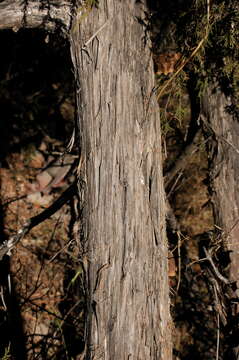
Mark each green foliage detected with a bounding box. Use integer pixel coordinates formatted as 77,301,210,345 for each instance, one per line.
67,265,84,291
158,70,189,139
1,345,11,360
152,0,239,119
73,0,99,29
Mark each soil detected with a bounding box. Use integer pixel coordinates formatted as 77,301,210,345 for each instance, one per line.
0,29,84,359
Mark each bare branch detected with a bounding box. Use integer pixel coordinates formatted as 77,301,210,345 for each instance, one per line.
0,182,76,261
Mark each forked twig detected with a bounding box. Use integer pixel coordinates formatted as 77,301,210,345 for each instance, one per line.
203,247,230,285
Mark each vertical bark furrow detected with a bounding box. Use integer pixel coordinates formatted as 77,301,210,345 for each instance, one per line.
71,1,172,358
202,85,239,292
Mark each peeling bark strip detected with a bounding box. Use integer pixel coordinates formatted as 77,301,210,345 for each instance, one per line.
201,85,239,292
70,1,172,359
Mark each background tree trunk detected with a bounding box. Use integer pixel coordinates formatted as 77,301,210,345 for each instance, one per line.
70,1,172,359
201,85,239,357
201,85,239,292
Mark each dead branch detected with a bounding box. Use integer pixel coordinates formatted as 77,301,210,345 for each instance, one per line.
203,246,230,285
0,182,76,261
164,129,204,189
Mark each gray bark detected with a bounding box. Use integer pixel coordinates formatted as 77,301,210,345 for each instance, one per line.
0,0,72,31
0,1,172,358
201,84,239,358
70,1,171,359
201,85,239,292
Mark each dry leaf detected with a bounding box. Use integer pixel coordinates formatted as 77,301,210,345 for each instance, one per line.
155,52,182,75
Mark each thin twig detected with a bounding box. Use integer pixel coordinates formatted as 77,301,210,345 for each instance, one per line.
156,0,210,99
48,239,75,263
82,20,109,48
176,231,182,292
167,172,183,198
0,183,77,261
2,194,28,207
156,37,205,99
0,286,7,311
216,312,220,360
203,247,230,285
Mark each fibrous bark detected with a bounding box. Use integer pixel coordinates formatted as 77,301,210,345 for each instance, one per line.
201,85,239,292
70,1,172,359
0,0,72,31
0,0,172,358
201,84,239,358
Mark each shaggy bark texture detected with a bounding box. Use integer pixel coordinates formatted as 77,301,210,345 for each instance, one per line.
201,85,239,291
70,1,172,359
0,1,172,358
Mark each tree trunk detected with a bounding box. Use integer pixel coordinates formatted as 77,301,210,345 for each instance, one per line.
70,1,171,359
0,0,172,358
201,84,239,357
201,85,239,292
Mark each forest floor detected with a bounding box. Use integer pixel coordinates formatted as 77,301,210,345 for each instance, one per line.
0,29,84,359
